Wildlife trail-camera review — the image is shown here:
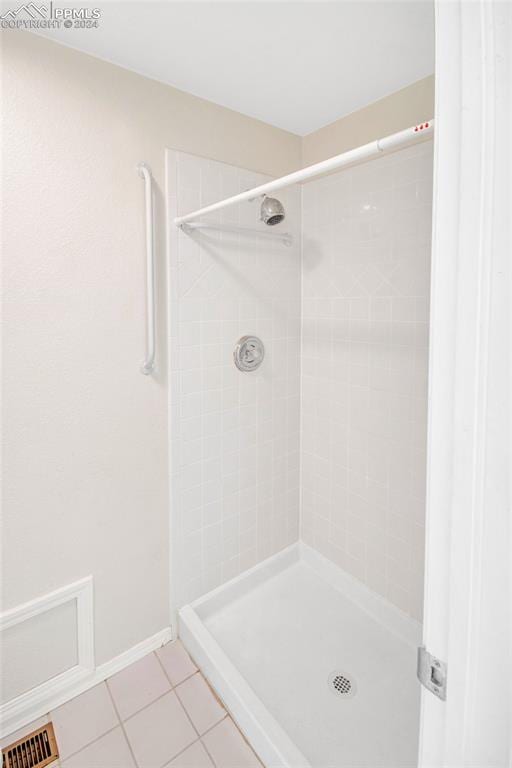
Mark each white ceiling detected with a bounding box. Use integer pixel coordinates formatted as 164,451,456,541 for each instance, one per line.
33,1,434,136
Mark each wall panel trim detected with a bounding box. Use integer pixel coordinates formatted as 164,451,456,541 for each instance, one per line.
1,585,172,740
1,577,94,737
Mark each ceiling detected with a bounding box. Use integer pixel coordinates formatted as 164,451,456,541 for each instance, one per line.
32,1,434,136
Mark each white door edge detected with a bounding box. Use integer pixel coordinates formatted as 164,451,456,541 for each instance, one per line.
419,2,511,766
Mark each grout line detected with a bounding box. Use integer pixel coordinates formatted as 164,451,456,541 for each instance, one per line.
172,681,201,740
198,720,223,768
58,723,120,764
99,652,183,729
200,715,263,768
159,711,229,768
198,713,228,740
153,650,177,689
153,648,200,689
174,672,228,740
168,674,225,767
160,722,221,768
199,734,219,768
120,686,174,725
105,680,140,768
155,639,229,767
199,672,228,712
155,643,204,741
47,644,260,768
176,654,260,765
160,742,197,768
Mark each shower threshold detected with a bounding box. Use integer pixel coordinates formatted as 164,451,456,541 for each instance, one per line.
179,543,421,768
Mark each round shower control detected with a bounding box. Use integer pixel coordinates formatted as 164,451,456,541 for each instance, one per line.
234,335,265,372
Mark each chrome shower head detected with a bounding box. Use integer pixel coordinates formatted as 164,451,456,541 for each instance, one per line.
260,195,285,226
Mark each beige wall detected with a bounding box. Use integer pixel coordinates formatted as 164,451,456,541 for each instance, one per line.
302,76,434,165
0,30,301,681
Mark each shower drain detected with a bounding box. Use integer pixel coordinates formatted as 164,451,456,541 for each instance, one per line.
328,670,356,698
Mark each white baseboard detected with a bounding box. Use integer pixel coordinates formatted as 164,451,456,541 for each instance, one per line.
0,626,174,740
94,627,174,681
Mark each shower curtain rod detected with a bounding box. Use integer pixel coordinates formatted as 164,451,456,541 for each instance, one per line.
174,119,434,227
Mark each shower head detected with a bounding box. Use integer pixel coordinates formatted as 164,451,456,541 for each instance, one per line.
260,195,285,226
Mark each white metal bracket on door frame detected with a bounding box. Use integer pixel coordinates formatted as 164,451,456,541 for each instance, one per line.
417,646,447,701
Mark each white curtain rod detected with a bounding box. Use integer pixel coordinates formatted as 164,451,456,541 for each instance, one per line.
174,119,434,227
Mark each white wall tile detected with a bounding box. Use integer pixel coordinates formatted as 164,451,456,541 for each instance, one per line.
169,152,301,607
170,144,430,622
300,142,432,622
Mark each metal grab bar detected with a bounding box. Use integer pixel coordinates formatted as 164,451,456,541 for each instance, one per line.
138,163,155,375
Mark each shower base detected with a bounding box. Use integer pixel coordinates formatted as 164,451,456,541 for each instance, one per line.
179,543,421,768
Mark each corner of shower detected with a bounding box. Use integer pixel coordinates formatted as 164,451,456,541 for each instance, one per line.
165,125,433,767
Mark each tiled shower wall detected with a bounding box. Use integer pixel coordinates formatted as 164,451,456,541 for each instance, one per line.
167,151,301,608
300,141,433,621
168,142,432,622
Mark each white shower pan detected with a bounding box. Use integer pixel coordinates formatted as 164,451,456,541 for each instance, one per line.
179,543,422,768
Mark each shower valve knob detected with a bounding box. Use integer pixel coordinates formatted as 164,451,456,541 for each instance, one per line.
234,336,265,372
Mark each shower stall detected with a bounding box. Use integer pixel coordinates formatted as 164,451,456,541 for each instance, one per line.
166,124,434,767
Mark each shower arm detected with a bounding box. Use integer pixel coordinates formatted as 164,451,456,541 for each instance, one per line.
174,120,434,228
138,163,155,375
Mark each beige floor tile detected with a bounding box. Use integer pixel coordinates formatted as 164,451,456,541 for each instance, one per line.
167,740,214,767
51,684,118,760
157,641,197,686
61,727,135,768
175,673,225,735
124,691,196,768
108,653,171,721
201,718,261,768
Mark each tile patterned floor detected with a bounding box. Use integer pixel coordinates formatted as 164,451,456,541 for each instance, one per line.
1,640,262,768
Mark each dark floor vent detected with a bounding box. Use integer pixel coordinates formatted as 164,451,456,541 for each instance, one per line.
2,723,59,768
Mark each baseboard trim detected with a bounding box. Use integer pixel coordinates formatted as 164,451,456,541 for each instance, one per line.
0,626,174,739
94,627,174,681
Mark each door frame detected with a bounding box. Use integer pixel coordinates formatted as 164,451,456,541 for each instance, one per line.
419,1,511,765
